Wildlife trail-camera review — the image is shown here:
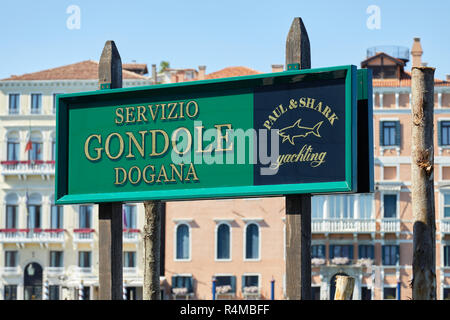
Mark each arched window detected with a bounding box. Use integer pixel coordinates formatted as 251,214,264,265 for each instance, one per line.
176,224,190,260
245,223,260,260
216,223,231,260
6,132,20,161
27,193,42,229
5,193,18,229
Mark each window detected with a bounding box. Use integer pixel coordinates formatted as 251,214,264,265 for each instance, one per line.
176,224,190,260
216,223,230,260
380,121,400,146
123,205,136,229
4,285,17,300
51,137,56,161
26,193,42,229
361,287,372,300
50,251,63,267
30,94,42,114
6,134,19,161
78,251,91,268
5,205,18,229
5,251,18,267
9,94,20,114
311,287,321,300
311,245,325,259
444,194,450,218
444,288,450,300
49,285,60,300
171,275,193,294
79,205,92,228
245,223,260,260
439,121,450,146
382,245,399,265
242,275,259,294
215,275,236,294
123,251,136,268
50,205,63,229
329,245,354,259
383,194,397,218
28,141,42,161
358,245,374,259
384,287,396,300
444,246,450,267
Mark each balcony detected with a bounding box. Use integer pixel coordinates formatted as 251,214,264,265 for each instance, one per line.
1,266,21,275
312,219,376,234
380,218,401,235
73,229,95,248
123,229,140,243
123,267,138,275
0,229,65,247
1,160,55,179
45,267,65,275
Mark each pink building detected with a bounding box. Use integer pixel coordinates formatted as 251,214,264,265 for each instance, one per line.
162,39,450,300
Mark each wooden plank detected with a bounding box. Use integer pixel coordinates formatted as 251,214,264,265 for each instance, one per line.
411,66,436,300
334,275,355,300
98,40,123,300
285,17,312,300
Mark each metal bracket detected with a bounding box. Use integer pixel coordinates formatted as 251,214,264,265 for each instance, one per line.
287,64,300,70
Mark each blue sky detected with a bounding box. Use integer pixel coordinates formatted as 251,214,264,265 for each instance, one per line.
0,0,449,79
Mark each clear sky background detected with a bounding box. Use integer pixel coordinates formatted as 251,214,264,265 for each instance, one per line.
0,0,449,79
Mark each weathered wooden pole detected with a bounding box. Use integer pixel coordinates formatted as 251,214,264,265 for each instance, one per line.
284,17,312,300
98,40,123,300
334,275,355,300
143,200,163,300
411,66,436,300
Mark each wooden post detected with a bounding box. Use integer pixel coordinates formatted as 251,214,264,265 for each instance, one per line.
284,17,312,300
334,275,355,300
411,66,436,300
143,200,163,300
98,40,123,300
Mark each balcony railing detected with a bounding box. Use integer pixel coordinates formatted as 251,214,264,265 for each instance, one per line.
45,267,65,275
123,228,140,242
73,229,95,243
441,219,450,234
380,218,401,233
312,219,376,233
0,229,65,244
1,266,21,275
1,160,55,176
74,267,93,274
123,267,137,274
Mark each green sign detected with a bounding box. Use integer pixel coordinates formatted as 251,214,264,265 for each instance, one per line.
55,65,363,204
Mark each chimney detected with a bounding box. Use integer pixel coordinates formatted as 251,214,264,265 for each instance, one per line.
411,37,423,68
198,65,206,80
271,64,284,73
151,64,157,83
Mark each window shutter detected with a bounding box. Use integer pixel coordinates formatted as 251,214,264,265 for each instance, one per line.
381,246,386,265
369,245,374,259
348,245,354,260
438,121,442,146
395,121,401,146
380,121,385,146
187,277,193,293
241,275,246,292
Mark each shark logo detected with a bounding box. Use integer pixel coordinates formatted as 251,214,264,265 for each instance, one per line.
278,118,323,145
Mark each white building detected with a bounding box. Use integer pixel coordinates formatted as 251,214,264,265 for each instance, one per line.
0,60,153,300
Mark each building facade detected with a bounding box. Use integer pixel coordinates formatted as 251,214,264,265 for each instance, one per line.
1,39,450,300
